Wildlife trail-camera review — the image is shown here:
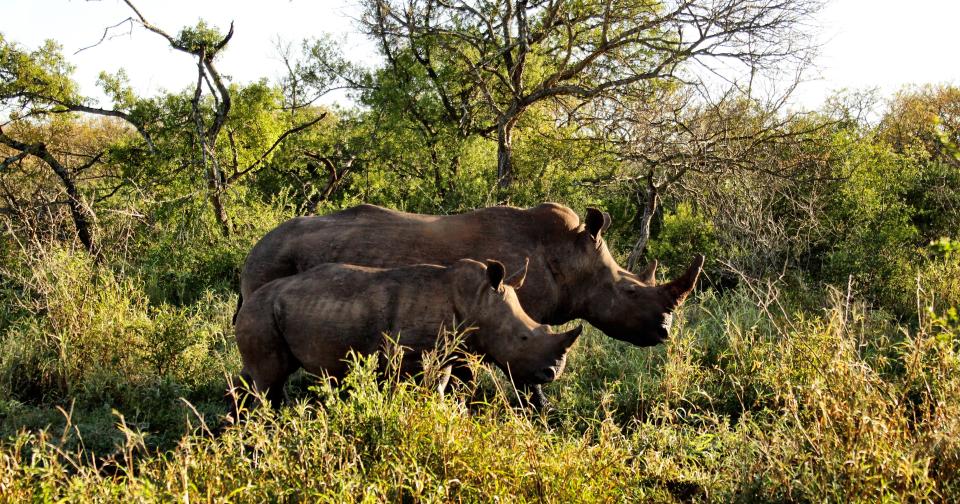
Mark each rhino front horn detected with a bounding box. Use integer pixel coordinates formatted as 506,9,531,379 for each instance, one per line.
663,254,705,307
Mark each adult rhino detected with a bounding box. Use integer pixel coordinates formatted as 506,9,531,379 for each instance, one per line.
238,203,703,406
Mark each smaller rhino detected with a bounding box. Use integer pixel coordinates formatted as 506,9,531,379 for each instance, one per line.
234,259,582,407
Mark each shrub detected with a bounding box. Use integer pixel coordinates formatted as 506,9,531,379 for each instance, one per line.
2,277,959,500
647,202,720,277
0,244,239,451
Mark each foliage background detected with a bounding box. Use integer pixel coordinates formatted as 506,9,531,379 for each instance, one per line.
1,1,959,501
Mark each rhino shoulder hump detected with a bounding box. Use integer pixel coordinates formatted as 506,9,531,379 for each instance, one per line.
341,204,411,221
530,202,581,231
345,203,392,215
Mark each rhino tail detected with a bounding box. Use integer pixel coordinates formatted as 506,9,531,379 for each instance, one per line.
233,292,243,325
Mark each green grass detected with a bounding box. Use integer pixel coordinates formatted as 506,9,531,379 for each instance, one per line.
1,247,959,502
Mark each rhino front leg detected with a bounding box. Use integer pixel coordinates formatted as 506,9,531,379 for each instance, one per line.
518,383,551,412
444,359,483,409
436,364,453,398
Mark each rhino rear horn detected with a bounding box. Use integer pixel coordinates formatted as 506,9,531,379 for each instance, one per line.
663,254,705,307
558,325,583,350
638,259,658,285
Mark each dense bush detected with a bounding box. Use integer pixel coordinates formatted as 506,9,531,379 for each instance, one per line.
130,197,291,305
0,245,239,450
1,278,958,501
647,202,721,278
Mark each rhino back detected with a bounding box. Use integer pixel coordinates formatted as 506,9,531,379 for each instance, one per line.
271,263,457,379
241,203,580,322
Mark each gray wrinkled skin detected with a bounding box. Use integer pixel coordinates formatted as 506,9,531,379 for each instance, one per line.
240,203,703,348
234,259,582,406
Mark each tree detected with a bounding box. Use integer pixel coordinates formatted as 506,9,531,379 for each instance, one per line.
77,1,328,236
269,37,459,212
875,85,960,248
879,85,960,161
590,87,831,271
2,4,332,259
0,35,125,256
362,0,822,189
0,122,102,255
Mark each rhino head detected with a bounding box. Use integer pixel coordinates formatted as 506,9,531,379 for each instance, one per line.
451,259,582,384
558,208,704,347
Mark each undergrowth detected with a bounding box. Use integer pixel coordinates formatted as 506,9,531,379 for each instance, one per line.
1,246,958,502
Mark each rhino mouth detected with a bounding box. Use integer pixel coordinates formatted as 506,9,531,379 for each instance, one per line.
636,314,674,344
662,313,674,332
653,314,674,342
532,367,558,383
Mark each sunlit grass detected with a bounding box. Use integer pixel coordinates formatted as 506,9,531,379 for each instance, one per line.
1,247,958,502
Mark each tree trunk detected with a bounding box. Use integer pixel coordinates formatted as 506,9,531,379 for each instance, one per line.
205,160,232,237
0,132,98,256
627,180,659,272
51,159,96,255
430,147,446,201
209,189,232,237
447,154,461,196
496,119,516,188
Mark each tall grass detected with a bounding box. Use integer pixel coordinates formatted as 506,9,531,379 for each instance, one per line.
1,245,958,501
0,244,239,452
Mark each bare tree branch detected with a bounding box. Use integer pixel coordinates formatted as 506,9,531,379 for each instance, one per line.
227,113,328,184
0,126,98,255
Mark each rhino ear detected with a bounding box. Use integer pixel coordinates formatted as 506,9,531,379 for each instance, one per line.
638,259,658,285
585,208,611,241
663,254,705,308
485,260,506,290
503,257,529,289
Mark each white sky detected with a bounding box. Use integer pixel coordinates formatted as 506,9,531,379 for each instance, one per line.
1,0,958,111
1,0,379,105
789,0,960,108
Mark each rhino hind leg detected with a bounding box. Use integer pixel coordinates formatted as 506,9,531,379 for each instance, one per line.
222,370,255,426
243,345,300,409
